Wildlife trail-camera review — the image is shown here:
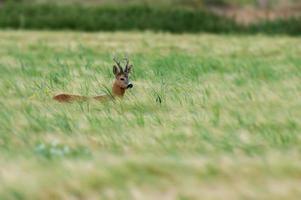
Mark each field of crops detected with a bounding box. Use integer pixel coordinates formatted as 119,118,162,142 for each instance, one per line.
0,31,300,199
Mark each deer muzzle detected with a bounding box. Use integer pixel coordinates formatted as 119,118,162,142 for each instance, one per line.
127,83,133,89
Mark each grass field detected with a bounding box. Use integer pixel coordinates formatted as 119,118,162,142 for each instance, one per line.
0,30,300,199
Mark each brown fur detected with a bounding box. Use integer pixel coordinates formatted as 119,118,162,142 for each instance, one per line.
53,76,127,103
53,94,88,102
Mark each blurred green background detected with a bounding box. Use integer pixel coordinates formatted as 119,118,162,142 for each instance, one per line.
4,0,300,7
1,0,301,34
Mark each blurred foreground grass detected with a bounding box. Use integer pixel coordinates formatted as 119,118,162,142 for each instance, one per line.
0,31,300,199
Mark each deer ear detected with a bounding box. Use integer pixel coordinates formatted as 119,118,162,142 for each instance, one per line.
113,65,119,75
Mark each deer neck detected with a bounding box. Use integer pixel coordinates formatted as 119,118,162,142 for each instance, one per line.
112,82,125,97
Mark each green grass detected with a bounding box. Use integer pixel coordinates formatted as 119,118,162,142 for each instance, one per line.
0,30,300,199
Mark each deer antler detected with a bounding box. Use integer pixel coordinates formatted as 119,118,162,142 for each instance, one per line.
113,57,123,73
124,56,132,74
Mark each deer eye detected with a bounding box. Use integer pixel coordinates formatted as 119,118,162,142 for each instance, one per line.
120,78,125,81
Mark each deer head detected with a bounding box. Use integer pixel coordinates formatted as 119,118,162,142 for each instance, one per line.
112,57,133,96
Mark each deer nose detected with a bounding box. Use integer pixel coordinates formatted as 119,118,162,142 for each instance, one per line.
127,83,133,89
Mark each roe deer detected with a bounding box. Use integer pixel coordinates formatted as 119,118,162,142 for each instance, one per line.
53,57,133,103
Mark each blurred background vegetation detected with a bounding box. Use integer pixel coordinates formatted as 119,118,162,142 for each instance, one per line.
3,0,300,9
3,0,300,7
0,0,300,34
